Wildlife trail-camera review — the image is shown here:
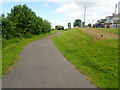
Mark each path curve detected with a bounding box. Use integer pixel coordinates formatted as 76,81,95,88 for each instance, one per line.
3,32,96,88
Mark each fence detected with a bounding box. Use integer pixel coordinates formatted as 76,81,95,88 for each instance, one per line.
110,24,120,29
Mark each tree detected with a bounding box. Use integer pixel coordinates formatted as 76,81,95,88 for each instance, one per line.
42,20,51,33
2,18,14,39
2,4,51,39
55,25,64,30
55,25,58,30
88,23,91,27
73,19,81,27
1,13,5,18
0,16,1,38
0,16,2,24
82,22,85,27
7,4,40,35
99,20,105,28
68,22,71,29
99,20,105,23
61,26,64,30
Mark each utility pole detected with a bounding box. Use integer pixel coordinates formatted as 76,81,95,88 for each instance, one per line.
115,3,118,29
84,6,86,27
118,1,120,13
115,4,117,13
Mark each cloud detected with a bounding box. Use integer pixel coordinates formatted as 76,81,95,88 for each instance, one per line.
2,0,116,2
43,3,48,7
2,0,119,28
56,3,81,13
55,2,85,26
50,19,68,28
54,0,119,27
55,3,84,19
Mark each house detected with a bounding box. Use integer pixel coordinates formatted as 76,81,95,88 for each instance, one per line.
106,16,113,23
112,13,120,23
94,19,107,28
101,19,107,22
93,2,120,29
104,13,120,29
98,1,120,29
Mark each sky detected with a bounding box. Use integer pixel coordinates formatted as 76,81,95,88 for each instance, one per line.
0,0,120,28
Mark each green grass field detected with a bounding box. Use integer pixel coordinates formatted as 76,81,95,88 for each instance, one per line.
2,30,60,77
96,28,120,34
52,28,118,88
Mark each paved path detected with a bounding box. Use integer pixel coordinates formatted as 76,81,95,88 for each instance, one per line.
3,32,96,88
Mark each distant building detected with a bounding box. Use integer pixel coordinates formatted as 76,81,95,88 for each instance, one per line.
101,19,107,22
94,2,120,29
112,13,120,23
105,13,120,29
106,13,120,23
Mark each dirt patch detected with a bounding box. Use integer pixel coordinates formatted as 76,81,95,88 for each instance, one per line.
80,28,118,40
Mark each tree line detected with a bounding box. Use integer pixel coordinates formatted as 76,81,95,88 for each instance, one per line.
55,19,83,30
1,4,51,39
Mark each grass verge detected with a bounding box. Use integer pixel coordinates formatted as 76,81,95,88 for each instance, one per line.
2,30,60,77
52,28,118,88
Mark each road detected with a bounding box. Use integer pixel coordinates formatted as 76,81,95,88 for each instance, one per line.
3,32,96,88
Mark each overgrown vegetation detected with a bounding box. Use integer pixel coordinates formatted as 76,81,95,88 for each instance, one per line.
52,28,118,88
2,30,60,77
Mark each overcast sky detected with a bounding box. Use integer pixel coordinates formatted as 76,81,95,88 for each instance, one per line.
1,0,120,28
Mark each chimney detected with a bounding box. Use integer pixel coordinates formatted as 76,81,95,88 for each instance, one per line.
112,13,116,16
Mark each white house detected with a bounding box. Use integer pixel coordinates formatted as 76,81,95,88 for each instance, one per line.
105,13,120,29
106,16,113,23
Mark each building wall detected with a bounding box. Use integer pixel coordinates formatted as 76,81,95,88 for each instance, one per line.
106,16,113,23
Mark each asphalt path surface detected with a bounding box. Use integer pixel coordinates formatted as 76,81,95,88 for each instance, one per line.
3,32,97,88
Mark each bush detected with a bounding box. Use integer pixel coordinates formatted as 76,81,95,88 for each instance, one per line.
2,4,51,40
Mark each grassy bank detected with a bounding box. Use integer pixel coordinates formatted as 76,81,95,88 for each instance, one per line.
2,30,60,77
0,36,2,78
52,28,118,88
96,28,119,34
